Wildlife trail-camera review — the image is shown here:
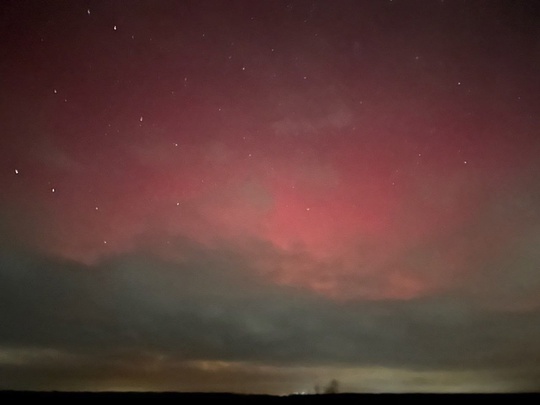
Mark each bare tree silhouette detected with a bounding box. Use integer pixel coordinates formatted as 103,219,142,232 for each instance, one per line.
323,379,339,394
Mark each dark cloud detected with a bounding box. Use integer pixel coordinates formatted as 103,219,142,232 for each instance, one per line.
1,232,540,392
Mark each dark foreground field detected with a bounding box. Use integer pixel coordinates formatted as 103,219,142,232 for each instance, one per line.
1,392,539,403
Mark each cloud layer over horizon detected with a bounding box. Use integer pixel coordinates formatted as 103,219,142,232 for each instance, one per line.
1,232,540,392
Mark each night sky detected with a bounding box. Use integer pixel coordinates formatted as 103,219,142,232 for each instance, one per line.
1,0,540,393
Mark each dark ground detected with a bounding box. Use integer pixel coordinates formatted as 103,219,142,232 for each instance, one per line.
1,392,539,403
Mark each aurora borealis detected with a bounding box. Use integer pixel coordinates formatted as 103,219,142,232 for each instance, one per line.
1,0,540,393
